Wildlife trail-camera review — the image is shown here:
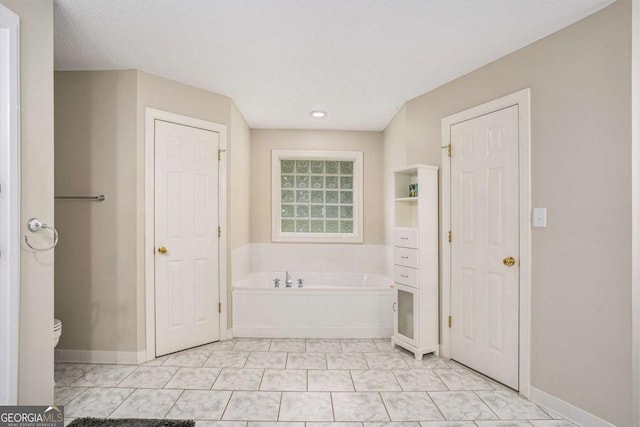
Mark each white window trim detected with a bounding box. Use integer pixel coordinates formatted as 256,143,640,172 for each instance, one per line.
271,150,364,243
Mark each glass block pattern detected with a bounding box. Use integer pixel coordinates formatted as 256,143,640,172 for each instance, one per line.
280,159,354,234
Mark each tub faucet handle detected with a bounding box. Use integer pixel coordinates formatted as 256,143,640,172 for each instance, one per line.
285,271,293,287
297,278,304,287
273,278,280,288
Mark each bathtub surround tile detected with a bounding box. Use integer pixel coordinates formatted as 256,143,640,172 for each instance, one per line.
306,339,343,353
166,390,232,420
233,338,272,352
246,352,287,369
222,391,281,421
351,370,401,391
279,392,334,421
165,367,221,390
117,366,178,388
54,386,86,405
270,339,306,352
71,364,137,387
308,369,354,391
64,387,135,418
110,388,182,418
205,351,250,368
341,340,378,353
55,363,97,386
327,353,368,370
213,368,264,390
380,392,444,421
364,353,408,370
433,369,494,391
261,369,307,391
429,391,498,421
332,392,390,422
476,391,550,420
287,352,327,369
392,370,448,391
399,353,449,370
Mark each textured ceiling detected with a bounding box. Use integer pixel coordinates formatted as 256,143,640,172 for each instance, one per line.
54,0,615,131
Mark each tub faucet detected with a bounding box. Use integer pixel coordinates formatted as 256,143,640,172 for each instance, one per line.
285,271,293,287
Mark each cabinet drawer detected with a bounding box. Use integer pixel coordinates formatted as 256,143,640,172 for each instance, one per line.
393,228,419,249
394,265,419,288
394,247,419,268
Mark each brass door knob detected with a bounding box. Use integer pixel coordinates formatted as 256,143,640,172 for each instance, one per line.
503,256,516,267
157,246,167,254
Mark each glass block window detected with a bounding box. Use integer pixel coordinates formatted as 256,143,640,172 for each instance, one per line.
272,150,363,243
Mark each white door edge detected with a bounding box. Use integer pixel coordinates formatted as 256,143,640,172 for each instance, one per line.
144,108,228,362
440,88,531,397
0,4,20,405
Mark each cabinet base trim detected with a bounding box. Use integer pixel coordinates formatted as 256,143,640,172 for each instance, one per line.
392,336,439,358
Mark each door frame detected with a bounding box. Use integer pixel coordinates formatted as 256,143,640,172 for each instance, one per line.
440,88,531,396
144,108,228,361
0,4,20,404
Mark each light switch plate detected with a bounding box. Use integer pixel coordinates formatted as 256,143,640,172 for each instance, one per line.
532,208,547,227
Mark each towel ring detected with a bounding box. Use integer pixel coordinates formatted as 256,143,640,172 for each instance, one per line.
24,217,59,252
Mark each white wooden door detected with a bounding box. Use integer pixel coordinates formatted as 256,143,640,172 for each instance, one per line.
154,119,220,356
450,105,520,389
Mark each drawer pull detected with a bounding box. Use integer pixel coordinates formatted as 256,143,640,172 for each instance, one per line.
400,274,408,278
400,237,409,240
401,256,409,259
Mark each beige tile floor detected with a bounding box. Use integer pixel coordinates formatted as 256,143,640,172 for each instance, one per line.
54,338,577,427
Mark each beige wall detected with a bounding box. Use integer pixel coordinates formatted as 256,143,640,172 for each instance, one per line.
54,70,249,352
250,129,385,244
228,102,251,327
55,71,138,352
385,2,632,425
0,0,55,404
382,106,408,246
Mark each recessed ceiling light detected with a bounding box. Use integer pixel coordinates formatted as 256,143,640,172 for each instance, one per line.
310,110,327,118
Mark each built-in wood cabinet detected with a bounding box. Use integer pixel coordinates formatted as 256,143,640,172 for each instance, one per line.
391,165,439,359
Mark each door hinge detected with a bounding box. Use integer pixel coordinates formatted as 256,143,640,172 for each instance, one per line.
218,226,221,237
448,316,452,328
448,230,452,243
447,144,452,157
218,150,222,161
218,303,222,313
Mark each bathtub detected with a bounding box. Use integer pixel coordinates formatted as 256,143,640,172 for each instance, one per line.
232,272,394,338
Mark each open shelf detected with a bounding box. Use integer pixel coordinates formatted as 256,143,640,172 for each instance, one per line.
395,197,419,202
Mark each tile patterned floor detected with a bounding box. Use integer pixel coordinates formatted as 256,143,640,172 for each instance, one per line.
55,338,577,427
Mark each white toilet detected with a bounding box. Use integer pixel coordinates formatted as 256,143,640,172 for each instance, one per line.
53,318,62,348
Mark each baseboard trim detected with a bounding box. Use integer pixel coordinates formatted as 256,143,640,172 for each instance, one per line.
530,386,615,427
232,326,393,338
227,328,234,339
55,349,147,365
